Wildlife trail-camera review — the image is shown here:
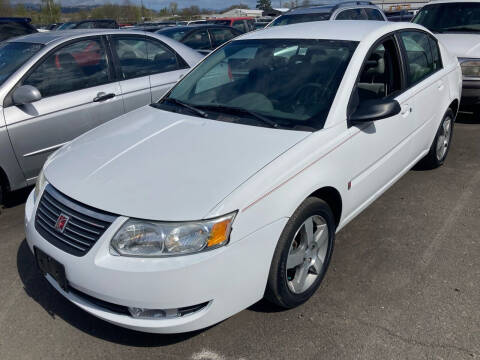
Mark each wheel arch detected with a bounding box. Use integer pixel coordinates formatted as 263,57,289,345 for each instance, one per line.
308,186,342,228
449,99,459,119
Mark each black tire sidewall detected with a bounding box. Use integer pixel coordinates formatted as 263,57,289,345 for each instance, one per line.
266,197,335,308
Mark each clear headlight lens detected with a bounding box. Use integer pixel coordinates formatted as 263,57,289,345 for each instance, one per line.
460,59,480,78
110,212,236,257
34,168,47,201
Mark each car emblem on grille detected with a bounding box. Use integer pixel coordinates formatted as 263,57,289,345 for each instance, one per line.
55,214,69,233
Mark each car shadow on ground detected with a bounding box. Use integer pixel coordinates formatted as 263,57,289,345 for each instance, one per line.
2,186,32,209
456,111,478,124
16,240,204,346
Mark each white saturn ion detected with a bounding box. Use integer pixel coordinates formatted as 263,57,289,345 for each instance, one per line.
25,21,461,333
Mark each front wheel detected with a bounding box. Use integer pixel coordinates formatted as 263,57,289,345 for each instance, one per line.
265,197,335,308
418,109,454,169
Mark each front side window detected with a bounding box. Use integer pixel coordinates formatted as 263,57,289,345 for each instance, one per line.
113,37,179,79
336,9,368,20
23,38,109,98
356,38,402,104
183,30,211,50
399,31,438,85
0,42,43,86
270,13,331,26
413,2,480,33
158,39,358,131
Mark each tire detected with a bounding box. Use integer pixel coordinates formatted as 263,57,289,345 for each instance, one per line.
265,197,335,308
418,109,454,169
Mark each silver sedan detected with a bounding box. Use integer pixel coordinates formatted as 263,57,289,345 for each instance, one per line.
0,29,203,201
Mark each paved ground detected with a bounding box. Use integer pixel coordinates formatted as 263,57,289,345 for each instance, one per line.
0,115,479,360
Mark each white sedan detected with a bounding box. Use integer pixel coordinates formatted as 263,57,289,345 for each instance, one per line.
25,21,461,333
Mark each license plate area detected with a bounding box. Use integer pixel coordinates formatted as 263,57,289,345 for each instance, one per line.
35,247,68,291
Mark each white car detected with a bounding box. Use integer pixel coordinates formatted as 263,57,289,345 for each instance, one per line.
25,21,461,334
413,0,480,113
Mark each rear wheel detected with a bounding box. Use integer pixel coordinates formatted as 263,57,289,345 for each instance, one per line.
265,197,335,308
418,109,454,169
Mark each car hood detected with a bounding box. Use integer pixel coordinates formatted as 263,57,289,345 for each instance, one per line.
45,106,309,221
436,33,480,58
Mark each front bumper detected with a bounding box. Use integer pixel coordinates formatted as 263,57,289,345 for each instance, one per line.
24,190,287,333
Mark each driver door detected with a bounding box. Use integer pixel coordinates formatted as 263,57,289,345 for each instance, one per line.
343,35,416,215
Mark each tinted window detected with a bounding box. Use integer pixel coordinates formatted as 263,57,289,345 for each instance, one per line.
23,38,109,97
158,27,189,41
0,21,36,42
183,30,211,50
357,38,402,103
162,39,358,130
400,31,437,85
113,37,179,79
336,9,367,20
232,20,246,32
75,22,96,29
429,36,442,71
210,28,238,47
270,13,331,26
413,3,480,33
365,8,384,21
0,42,43,86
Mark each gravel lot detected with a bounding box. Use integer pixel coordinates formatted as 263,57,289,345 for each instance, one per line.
0,115,479,360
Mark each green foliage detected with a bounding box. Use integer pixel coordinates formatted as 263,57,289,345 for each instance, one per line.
41,0,61,24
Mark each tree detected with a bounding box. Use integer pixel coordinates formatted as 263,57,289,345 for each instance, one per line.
169,2,178,15
256,0,272,11
0,0,12,16
41,0,61,24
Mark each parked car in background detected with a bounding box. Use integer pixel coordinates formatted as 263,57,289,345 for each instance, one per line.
0,18,37,42
206,17,255,33
254,22,270,30
25,21,460,334
56,19,119,30
177,20,207,26
268,1,387,26
413,0,480,114
157,25,243,54
385,10,415,22
0,29,202,201
129,25,175,33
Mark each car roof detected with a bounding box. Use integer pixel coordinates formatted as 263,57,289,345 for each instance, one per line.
208,17,253,21
237,20,427,42
285,1,376,14
6,29,148,45
0,17,32,23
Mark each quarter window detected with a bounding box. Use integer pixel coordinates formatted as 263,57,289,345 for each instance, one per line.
400,31,438,85
113,37,179,79
23,38,110,98
365,8,384,21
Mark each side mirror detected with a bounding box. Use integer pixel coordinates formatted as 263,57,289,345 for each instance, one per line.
349,98,401,124
12,85,42,106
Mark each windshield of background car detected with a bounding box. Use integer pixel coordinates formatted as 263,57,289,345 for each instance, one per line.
0,42,43,86
158,27,190,41
413,3,480,33
270,12,331,26
163,39,358,130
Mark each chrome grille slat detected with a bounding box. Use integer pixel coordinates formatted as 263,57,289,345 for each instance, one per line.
35,185,117,257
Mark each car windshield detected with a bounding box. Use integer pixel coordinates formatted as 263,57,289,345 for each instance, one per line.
413,3,480,33
156,39,357,131
158,27,190,41
0,42,43,87
270,13,331,26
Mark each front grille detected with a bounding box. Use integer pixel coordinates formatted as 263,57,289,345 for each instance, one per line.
35,184,117,257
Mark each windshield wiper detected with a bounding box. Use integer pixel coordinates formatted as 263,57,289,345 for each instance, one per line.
196,104,280,128
156,98,208,118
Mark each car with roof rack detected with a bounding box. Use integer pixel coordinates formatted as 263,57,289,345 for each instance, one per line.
25,20,460,333
0,29,202,203
268,1,387,27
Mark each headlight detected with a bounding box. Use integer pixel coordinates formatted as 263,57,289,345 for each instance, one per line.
110,212,236,257
460,58,480,78
34,168,47,201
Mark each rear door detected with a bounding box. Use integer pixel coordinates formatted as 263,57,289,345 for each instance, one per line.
397,30,447,156
3,36,124,182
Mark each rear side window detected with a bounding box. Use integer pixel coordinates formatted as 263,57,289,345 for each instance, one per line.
183,30,211,50
365,8,385,21
113,36,180,79
210,28,238,47
233,20,247,32
336,9,368,20
399,31,439,85
23,38,110,97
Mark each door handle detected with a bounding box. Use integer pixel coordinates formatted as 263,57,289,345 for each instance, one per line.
93,92,115,102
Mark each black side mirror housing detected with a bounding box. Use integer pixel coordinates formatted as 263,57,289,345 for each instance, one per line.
349,98,401,124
